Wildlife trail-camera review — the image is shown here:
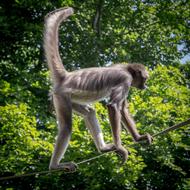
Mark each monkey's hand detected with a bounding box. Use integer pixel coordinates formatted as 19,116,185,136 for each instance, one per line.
137,133,153,145
115,146,129,164
49,162,78,173
100,143,116,153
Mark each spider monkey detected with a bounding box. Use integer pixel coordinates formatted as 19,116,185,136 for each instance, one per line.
44,7,153,172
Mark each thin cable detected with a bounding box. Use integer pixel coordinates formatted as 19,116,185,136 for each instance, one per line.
0,118,189,181
0,152,112,181
76,151,110,165
152,118,190,137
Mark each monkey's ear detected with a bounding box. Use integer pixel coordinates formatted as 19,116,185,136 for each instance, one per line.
127,66,136,78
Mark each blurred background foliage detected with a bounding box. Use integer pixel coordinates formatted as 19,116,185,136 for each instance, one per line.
0,0,190,189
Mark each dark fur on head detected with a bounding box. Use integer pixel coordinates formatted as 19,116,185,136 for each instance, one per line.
126,64,149,89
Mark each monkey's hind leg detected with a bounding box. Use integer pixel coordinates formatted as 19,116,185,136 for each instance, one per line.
49,94,77,172
72,103,116,153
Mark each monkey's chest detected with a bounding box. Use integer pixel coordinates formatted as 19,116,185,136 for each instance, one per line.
70,89,110,104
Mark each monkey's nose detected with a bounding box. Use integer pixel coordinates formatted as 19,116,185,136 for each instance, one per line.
140,84,148,90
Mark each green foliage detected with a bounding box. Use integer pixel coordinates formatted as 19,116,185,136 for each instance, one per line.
0,0,190,189
1,65,189,189
1,0,189,69
129,65,190,189
0,103,53,173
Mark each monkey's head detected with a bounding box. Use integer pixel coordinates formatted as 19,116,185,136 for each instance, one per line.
127,64,149,90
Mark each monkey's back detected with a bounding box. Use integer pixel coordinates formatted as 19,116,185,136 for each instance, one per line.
60,65,131,104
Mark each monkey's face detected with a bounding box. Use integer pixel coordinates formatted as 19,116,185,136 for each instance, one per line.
132,69,149,90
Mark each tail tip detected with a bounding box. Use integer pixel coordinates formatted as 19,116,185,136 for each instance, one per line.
67,7,74,15
45,7,74,20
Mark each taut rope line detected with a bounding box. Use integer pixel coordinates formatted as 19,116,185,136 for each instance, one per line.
0,118,190,181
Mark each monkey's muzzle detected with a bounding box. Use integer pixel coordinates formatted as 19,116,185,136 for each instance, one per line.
139,84,148,90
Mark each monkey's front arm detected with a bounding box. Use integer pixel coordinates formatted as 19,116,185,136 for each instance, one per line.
107,103,129,163
107,99,153,163
121,101,153,144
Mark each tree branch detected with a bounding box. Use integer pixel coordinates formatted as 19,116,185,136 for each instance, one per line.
93,0,104,37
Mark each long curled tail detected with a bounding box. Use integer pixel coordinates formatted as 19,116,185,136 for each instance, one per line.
44,7,74,82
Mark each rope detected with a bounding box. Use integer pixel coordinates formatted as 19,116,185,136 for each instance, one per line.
152,118,190,137
0,118,189,181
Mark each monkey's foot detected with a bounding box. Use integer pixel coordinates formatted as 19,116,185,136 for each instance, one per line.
138,133,153,145
49,162,78,173
100,143,116,153
115,146,129,164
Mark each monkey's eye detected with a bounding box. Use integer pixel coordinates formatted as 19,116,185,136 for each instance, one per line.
142,77,147,82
